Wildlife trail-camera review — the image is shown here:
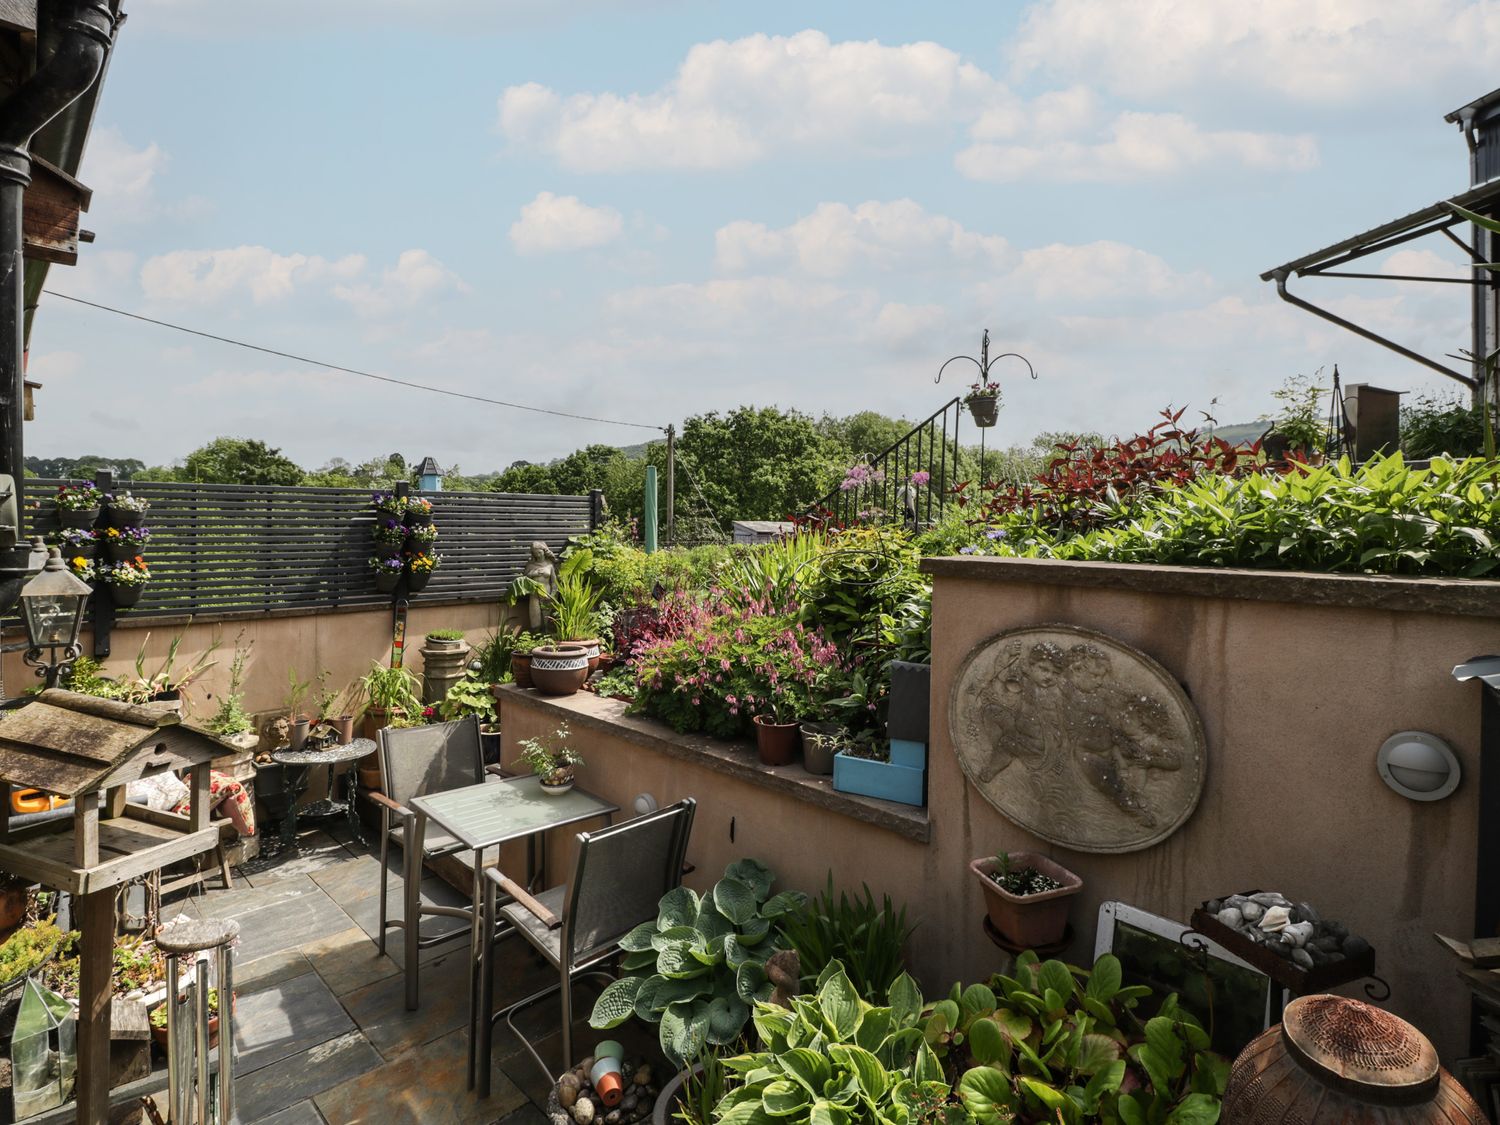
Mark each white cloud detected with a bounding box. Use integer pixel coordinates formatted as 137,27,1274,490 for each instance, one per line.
992,241,1212,303
715,200,1011,277
332,249,465,319
509,191,624,254
957,111,1317,183
79,128,165,214
140,246,364,304
1010,0,1500,103
498,30,1001,171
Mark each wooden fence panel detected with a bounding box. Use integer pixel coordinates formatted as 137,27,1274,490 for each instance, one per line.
27,480,593,621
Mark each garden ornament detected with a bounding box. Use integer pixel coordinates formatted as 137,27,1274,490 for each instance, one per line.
523,541,559,632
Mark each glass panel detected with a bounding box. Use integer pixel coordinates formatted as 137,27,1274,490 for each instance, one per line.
11,976,76,1118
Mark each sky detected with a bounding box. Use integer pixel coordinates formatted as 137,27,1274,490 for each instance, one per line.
23,0,1500,475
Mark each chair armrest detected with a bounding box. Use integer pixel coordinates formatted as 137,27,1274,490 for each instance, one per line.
486,869,562,930
367,791,411,819
483,764,518,778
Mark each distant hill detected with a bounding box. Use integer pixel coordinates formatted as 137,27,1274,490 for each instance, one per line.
1208,421,1270,447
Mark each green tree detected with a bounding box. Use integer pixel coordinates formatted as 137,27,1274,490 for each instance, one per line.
143,437,304,485
492,462,559,494
677,406,842,526
818,411,915,463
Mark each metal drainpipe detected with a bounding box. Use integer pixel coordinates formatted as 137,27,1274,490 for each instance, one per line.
0,0,114,594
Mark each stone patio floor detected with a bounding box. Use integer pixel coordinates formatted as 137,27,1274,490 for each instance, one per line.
141,820,620,1125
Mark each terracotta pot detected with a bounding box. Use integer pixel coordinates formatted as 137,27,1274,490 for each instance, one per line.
510,653,533,689
563,637,602,672
0,886,26,930
753,715,801,767
358,707,391,790
150,994,235,1051
529,646,589,696
970,853,1082,948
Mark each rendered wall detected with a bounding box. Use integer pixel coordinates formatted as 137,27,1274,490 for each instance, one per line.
504,558,1499,1060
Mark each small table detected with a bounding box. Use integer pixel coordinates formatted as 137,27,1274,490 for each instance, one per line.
410,776,617,1091
270,738,374,848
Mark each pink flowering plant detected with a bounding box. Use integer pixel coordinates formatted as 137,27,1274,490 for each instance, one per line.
630,591,845,739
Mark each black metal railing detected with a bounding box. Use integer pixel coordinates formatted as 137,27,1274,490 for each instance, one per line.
807,397,963,528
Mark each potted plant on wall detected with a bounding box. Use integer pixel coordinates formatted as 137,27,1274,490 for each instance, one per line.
517,722,582,794
102,525,150,562
372,517,406,558
507,631,540,690
527,643,590,696
751,680,804,767
403,495,433,526
406,551,439,591
100,558,150,607
55,481,103,528
369,555,403,593
406,522,438,552
357,661,422,790
964,381,1001,428
440,675,500,762
372,490,406,520
58,527,97,561
552,553,604,670
970,850,1082,948
105,491,150,528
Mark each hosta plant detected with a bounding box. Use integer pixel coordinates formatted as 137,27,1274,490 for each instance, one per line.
939,952,1227,1125
715,961,963,1125
590,859,807,1069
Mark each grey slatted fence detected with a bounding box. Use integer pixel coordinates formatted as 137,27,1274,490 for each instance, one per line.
27,479,592,621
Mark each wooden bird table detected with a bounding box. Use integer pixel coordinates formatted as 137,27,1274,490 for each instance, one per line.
0,690,232,1125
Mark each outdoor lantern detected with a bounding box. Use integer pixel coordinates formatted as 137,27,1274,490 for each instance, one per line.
1376,730,1461,802
20,546,92,687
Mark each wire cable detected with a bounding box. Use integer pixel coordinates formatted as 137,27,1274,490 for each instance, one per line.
45,290,664,432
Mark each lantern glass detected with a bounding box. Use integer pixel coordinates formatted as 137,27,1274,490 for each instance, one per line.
18,549,91,655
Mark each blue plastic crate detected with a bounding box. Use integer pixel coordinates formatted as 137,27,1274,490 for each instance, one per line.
889,739,927,769
833,752,925,807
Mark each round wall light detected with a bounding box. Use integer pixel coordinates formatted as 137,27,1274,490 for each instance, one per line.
1377,731,1461,801
632,793,659,816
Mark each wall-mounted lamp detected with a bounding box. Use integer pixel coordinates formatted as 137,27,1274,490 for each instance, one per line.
1377,731,1461,802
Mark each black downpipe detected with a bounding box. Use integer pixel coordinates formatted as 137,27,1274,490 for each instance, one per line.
0,0,114,588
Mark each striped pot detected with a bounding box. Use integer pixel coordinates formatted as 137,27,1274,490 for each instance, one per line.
528,645,589,696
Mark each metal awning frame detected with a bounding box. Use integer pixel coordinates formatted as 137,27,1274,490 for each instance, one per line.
1259,180,1500,392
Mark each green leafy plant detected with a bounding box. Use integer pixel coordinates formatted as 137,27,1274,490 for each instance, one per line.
283,667,313,720
516,722,581,784
0,918,74,986
939,952,1227,1125
60,655,122,700
470,629,519,684
716,962,952,1125
777,875,914,1001
440,675,498,726
427,628,465,641
553,550,605,641
672,1048,731,1125
590,858,809,1068
360,662,421,722
1401,391,1495,459
206,631,255,737
150,988,219,1029
119,626,222,707
1260,373,1328,453
593,665,637,701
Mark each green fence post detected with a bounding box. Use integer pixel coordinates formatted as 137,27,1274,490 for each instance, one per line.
643,465,658,553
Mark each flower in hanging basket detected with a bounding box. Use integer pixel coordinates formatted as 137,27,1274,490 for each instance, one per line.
371,490,406,516
58,528,96,552
103,525,151,550
67,557,97,582
405,496,432,519
101,559,150,587
964,381,1000,404
56,481,104,511
372,518,406,546
406,523,438,546
406,551,440,575
368,555,404,575
106,491,150,515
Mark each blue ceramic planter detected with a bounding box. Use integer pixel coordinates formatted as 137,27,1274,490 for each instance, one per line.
833,751,925,807
889,739,927,769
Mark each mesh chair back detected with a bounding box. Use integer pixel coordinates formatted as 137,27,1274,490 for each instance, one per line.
378,717,483,807
566,798,695,961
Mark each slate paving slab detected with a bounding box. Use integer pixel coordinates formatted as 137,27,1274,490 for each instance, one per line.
242,832,359,887
249,1100,328,1125
198,880,356,964
300,925,401,998
235,970,358,1075
314,1025,528,1125
234,1031,383,1124
238,946,318,996
340,874,470,965
340,946,475,1059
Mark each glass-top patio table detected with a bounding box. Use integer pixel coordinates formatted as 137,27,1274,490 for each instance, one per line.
409,775,618,1090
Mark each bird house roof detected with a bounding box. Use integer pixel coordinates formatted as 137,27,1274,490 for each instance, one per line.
0,690,231,798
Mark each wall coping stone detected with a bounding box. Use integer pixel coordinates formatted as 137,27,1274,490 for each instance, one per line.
498,686,930,843
920,556,1500,618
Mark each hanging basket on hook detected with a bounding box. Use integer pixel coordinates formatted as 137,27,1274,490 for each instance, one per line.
937,330,1032,431
965,388,1000,428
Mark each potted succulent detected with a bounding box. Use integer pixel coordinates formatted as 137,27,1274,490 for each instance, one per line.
58,527,97,560
517,722,582,794
970,850,1083,947
372,490,406,519
964,381,1001,428
406,551,438,591
102,524,150,562
105,491,150,528
100,559,149,607
369,555,403,592
56,481,104,528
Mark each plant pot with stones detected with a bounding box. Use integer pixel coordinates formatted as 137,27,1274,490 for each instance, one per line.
528,645,589,696
753,714,800,767
970,851,1082,948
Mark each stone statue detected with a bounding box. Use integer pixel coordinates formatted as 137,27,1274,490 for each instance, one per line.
523,541,559,633
950,624,1206,853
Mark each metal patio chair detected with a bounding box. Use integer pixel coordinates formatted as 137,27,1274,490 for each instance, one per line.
371,716,499,1007
477,797,696,1090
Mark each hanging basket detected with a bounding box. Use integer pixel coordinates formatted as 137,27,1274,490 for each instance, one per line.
966,395,999,428
108,584,144,607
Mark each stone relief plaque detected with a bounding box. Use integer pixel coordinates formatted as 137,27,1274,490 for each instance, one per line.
949,624,1206,853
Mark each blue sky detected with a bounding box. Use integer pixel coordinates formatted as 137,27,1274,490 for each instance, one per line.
26,0,1498,475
